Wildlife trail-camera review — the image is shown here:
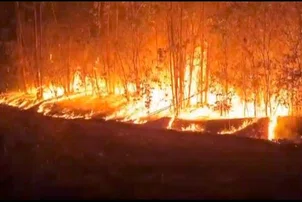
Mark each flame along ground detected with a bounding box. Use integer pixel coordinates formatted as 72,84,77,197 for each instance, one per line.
0,46,289,140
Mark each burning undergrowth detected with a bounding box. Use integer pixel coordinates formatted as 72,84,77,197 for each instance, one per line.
0,89,285,142
36,94,127,120
0,45,293,141
3,2,302,146
166,117,263,137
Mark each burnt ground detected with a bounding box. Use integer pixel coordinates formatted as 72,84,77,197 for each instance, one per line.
0,106,302,199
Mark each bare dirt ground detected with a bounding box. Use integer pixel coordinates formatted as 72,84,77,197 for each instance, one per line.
1,105,302,199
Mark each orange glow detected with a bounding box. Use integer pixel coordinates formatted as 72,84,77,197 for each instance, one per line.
268,116,277,141
0,45,290,141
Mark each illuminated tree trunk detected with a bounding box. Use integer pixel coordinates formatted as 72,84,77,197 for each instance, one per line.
39,2,43,87
251,55,258,117
130,2,141,97
98,2,109,94
155,10,158,67
187,22,196,107
67,34,71,94
178,3,184,109
170,4,179,115
15,2,27,92
114,1,119,95
242,56,248,117
106,3,112,94
205,43,209,104
262,20,269,117
167,2,176,114
97,2,103,92
222,33,229,117
116,50,129,101
261,5,273,117
199,2,205,104
34,2,42,98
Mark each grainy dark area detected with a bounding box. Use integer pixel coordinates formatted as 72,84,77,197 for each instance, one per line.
1,105,302,200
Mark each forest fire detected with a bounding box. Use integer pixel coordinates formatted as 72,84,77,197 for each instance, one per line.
1,2,301,142
0,46,289,141
2,3,302,201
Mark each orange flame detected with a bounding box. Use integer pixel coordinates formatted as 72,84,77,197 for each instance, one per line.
268,116,277,141
218,119,258,135
0,46,290,141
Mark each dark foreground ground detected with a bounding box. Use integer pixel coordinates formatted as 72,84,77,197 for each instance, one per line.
0,106,302,199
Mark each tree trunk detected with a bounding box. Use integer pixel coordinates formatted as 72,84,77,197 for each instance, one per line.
204,42,209,105
178,3,184,109
222,33,229,117
171,20,179,115
106,3,112,94
34,2,42,98
116,49,129,101
187,34,196,107
254,92,257,117
39,2,43,88
67,34,71,94
199,2,205,104
167,2,176,114
15,2,27,92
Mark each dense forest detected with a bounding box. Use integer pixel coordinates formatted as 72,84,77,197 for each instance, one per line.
3,2,302,118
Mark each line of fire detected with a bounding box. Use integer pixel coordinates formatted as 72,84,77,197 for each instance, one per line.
0,2,301,142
